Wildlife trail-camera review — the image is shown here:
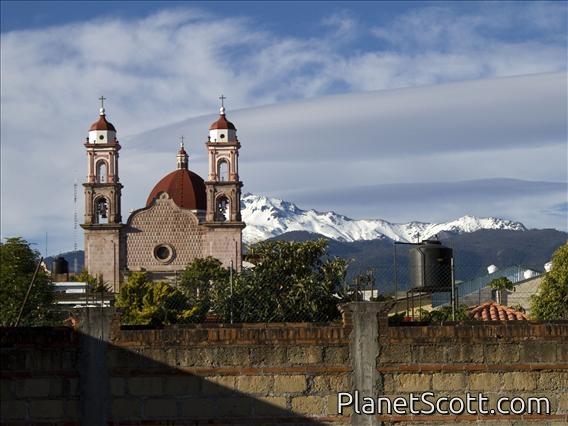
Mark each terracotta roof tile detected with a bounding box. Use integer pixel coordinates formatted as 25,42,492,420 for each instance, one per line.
468,301,528,321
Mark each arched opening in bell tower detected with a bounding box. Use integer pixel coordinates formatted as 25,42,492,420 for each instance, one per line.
215,195,230,222
96,160,108,183
217,159,229,182
95,197,109,224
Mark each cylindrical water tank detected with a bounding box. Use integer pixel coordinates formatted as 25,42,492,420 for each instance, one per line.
52,256,69,274
487,264,498,274
410,240,453,290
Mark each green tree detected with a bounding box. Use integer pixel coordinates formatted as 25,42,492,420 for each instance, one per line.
214,239,346,323
0,237,58,326
531,242,568,320
179,257,229,321
74,270,112,305
116,272,194,325
488,276,514,304
418,304,469,323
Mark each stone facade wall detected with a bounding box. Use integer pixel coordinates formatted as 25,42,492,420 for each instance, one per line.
203,225,243,270
120,194,243,280
125,195,206,273
83,226,121,292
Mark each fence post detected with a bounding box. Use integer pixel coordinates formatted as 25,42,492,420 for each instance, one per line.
77,307,115,426
344,301,394,426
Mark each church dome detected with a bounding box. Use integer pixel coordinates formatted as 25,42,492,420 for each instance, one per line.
146,169,206,210
90,109,116,131
209,107,236,130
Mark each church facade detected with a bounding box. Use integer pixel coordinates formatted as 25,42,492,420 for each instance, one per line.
81,99,245,292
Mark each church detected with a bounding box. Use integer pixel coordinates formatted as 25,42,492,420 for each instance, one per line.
81,98,245,292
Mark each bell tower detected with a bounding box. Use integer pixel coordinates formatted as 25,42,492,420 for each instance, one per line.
205,96,245,269
81,97,123,291
205,96,244,223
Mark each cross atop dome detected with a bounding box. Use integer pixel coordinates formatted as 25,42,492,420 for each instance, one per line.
99,95,107,115
89,96,116,133
209,95,236,135
219,94,226,115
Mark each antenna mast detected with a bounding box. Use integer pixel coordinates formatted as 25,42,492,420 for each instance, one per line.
74,179,78,273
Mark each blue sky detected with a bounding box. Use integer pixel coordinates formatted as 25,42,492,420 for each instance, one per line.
1,1,567,255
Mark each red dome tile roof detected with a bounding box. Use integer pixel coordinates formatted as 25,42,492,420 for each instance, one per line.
209,114,236,130
89,114,116,131
468,301,528,321
146,169,206,210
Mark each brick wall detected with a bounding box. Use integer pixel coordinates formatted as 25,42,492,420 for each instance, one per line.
1,304,567,425
377,321,568,425
107,322,351,424
0,327,80,424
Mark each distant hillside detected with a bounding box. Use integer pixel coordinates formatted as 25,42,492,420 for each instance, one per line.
45,251,84,275
50,219,565,295
270,228,567,294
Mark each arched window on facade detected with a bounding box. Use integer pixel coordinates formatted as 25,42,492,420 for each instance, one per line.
215,195,229,222
217,159,229,182
96,198,109,224
96,161,108,183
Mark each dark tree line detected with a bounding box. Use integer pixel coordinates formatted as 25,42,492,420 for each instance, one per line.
117,239,347,325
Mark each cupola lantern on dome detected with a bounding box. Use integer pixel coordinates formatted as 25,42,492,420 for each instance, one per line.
146,143,206,211
177,137,189,170
88,96,117,141
209,94,237,142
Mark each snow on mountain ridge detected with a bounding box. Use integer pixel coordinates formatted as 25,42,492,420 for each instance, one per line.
241,194,527,245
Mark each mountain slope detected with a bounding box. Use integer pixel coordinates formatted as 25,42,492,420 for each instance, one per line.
241,194,527,245
268,228,566,293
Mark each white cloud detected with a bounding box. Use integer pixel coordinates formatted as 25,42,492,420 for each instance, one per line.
1,4,566,254
118,72,566,229
364,3,566,90
320,9,359,41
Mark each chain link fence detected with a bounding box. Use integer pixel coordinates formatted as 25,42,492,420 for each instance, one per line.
9,260,542,327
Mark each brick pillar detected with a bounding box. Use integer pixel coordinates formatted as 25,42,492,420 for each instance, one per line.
343,302,394,426
77,307,115,426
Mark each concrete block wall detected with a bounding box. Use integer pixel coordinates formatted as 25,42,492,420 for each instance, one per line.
0,327,80,424
1,304,568,425
107,322,351,424
377,321,568,425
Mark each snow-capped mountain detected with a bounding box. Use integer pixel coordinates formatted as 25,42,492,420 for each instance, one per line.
241,194,526,245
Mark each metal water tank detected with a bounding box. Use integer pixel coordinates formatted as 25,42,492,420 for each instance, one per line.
410,240,453,291
487,264,498,274
52,256,69,274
